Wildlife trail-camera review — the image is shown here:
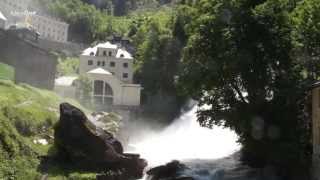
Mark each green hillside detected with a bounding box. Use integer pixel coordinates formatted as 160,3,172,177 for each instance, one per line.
0,80,97,179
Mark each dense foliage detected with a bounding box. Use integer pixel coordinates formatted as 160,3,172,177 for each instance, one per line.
34,0,320,177
179,0,316,178
56,57,79,77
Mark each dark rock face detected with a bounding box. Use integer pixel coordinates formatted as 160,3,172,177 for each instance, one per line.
147,161,194,180
54,103,147,179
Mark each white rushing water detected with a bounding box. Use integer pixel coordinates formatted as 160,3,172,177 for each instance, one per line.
129,105,240,168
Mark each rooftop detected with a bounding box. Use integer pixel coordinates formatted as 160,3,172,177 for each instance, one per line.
55,76,78,86
81,41,133,59
87,68,112,75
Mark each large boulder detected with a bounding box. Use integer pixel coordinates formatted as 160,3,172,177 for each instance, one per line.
54,103,147,178
147,161,194,180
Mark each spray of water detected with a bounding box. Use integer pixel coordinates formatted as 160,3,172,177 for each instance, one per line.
128,105,240,167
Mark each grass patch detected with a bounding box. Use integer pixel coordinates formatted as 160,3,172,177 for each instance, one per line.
0,63,14,81
0,80,100,179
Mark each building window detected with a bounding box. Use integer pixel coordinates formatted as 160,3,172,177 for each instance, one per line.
120,54,124,58
123,73,128,79
103,51,107,56
123,63,128,68
88,60,93,65
110,62,115,67
109,51,112,56
90,52,94,56
102,61,105,66
94,80,104,96
97,61,101,66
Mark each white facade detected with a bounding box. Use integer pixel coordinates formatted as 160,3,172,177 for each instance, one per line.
0,0,69,42
28,14,69,42
80,42,141,107
80,42,134,84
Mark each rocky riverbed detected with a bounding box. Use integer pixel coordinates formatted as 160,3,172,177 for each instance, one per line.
144,153,281,180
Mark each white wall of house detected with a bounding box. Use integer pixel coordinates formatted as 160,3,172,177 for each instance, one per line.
29,14,68,43
79,42,141,107
87,70,141,107
80,42,134,83
80,55,133,84
122,85,141,106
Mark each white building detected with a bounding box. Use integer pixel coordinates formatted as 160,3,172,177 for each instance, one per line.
81,42,141,107
0,11,7,29
28,14,69,42
55,42,141,107
0,0,69,42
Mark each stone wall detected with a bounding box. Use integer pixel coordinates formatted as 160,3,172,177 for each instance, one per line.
0,29,57,89
38,38,85,56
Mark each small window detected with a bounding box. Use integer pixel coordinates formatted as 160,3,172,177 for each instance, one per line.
123,73,128,78
97,61,101,66
88,60,93,65
109,51,112,56
102,61,105,66
90,52,94,56
110,62,115,67
123,63,128,68
120,54,124,58
103,51,107,56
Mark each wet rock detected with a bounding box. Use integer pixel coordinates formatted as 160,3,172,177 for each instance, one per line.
54,103,147,179
147,160,194,180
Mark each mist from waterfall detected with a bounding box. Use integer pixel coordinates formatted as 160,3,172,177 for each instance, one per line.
128,105,240,167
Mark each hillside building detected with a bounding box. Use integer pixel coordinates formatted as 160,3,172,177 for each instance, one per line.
28,14,69,42
0,0,69,42
80,42,141,107
55,42,141,108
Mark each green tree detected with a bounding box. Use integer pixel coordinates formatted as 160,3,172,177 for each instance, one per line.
57,57,79,76
179,0,311,178
292,0,320,80
76,75,93,108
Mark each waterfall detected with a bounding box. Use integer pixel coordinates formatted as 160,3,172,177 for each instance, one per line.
128,105,240,167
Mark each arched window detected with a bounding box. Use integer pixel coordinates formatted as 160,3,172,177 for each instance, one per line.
104,83,113,96
104,83,113,105
93,80,103,95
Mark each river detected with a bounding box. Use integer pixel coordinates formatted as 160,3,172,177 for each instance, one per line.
124,105,274,180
